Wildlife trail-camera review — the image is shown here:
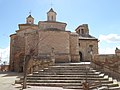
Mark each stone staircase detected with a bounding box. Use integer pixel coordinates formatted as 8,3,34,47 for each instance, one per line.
20,62,120,90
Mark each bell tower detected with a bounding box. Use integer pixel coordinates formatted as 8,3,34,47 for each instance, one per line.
75,24,89,36
47,8,57,21
26,13,34,24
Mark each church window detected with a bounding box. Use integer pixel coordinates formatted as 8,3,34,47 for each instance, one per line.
52,16,53,20
89,45,93,51
78,29,80,34
81,29,84,34
89,45,93,48
29,20,32,24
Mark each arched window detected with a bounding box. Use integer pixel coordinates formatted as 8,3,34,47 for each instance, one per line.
52,16,53,21
81,29,84,34
89,45,93,53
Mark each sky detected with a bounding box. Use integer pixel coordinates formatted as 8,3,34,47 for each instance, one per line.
0,0,120,64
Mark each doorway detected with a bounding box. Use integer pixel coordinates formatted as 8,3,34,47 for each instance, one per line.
79,51,83,62
19,53,24,72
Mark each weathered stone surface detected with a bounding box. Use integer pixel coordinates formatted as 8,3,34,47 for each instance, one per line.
9,8,98,72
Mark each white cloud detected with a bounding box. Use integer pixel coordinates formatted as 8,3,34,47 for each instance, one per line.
0,46,10,65
99,46,120,54
99,47,115,54
99,34,120,43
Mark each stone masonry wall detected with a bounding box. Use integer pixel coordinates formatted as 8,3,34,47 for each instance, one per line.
25,30,38,55
38,21,66,30
9,34,17,71
38,30,70,63
70,33,80,62
10,34,25,72
93,54,120,78
79,39,98,61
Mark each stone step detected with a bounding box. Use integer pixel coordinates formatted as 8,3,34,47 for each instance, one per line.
43,69,96,72
63,86,83,89
37,72,101,75
44,68,95,71
46,68,93,71
19,79,113,85
101,83,119,88
18,79,119,90
26,82,119,89
96,86,120,90
62,83,120,90
27,80,82,83
63,85,98,89
106,87,120,90
27,82,83,87
94,80,113,84
40,71,97,74
55,62,90,66
26,79,115,86
27,74,104,78
26,77,109,81
49,66,91,68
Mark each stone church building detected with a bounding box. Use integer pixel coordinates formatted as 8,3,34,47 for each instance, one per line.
9,8,98,72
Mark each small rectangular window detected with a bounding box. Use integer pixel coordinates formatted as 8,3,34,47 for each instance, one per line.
89,45,93,48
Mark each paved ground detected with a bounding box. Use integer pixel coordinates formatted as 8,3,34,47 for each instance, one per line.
0,72,74,90
0,71,23,90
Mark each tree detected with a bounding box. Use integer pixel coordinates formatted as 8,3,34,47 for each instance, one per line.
22,31,50,89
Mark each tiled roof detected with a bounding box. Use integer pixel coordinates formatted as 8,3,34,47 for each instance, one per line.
47,8,56,14
49,8,54,12
79,34,98,40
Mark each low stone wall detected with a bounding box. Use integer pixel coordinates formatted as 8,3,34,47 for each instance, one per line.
27,58,54,74
93,54,116,62
91,62,120,80
92,54,120,80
